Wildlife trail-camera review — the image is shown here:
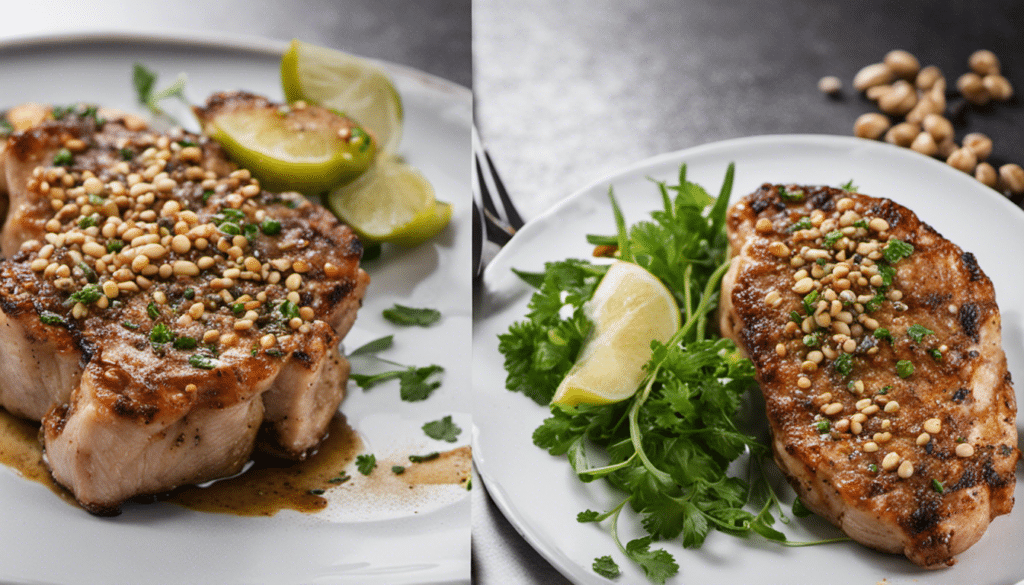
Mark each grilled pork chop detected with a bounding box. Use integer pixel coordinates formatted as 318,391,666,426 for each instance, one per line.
720,184,1018,567
0,100,369,514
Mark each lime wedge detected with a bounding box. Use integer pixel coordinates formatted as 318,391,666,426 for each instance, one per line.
199,98,375,194
282,39,403,156
327,157,450,245
552,261,681,407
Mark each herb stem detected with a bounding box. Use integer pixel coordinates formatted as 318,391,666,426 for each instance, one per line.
627,369,674,485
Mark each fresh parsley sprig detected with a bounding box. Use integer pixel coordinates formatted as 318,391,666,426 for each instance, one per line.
500,164,847,583
348,334,445,401
132,63,189,123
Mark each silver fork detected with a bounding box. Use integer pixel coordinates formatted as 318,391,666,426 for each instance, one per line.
473,126,524,278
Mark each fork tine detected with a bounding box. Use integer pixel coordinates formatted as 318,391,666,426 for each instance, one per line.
480,150,524,230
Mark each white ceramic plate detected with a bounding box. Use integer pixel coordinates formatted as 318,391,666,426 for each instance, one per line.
473,135,1024,585
0,34,471,585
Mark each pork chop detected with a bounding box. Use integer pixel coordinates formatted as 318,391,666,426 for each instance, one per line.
720,183,1018,567
0,102,369,514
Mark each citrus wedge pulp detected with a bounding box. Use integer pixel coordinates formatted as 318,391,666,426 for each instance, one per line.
327,156,451,246
201,102,375,194
282,39,404,156
552,261,681,407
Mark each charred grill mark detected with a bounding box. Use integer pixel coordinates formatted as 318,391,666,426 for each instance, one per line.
807,189,835,211
982,457,1010,488
924,293,952,312
293,350,313,368
907,497,942,534
958,303,980,341
326,282,354,307
750,198,770,214
947,465,979,492
961,252,984,282
952,387,970,403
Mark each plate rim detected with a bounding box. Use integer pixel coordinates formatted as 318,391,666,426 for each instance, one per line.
0,30,471,98
0,31,471,585
473,133,1024,584
483,133,1024,283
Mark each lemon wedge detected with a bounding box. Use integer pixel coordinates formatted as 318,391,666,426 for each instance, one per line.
552,261,681,407
327,156,451,245
199,100,375,194
282,39,404,156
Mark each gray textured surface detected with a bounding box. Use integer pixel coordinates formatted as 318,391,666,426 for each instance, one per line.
473,1,1023,583
0,0,471,87
475,0,1023,223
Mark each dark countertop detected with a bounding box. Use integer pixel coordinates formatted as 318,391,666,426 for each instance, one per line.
473,1,1023,583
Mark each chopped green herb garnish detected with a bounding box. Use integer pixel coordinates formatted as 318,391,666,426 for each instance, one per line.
896,360,914,378
878,263,896,288
864,292,886,312
822,230,844,248
53,148,74,167
356,454,377,475
852,219,869,229
883,239,914,264
787,217,813,232
78,214,99,229
839,179,858,192
0,119,12,136
88,193,106,206
907,324,934,343
150,323,174,346
260,219,282,235
350,364,444,401
382,304,441,327
106,239,125,253
67,284,102,305
409,452,440,463
77,262,98,283
593,556,621,579
778,186,804,201
391,465,405,475
834,353,853,376
279,300,300,320
308,489,325,495
265,348,285,357
147,302,160,320
878,385,891,395
347,335,394,357
802,289,819,315
188,354,217,370
122,321,139,330
39,311,67,326
815,257,827,266
789,310,802,323
132,63,188,121
202,190,214,203
932,479,944,493
815,420,830,433
183,287,195,300
873,328,892,342
119,147,134,161
173,336,197,350
242,223,259,242
868,463,878,473
327,471,351,484
802,334,819,347
422,415,462,443
231,303,245,315
177,140,197,147
929,349,943,361
219,222,241,236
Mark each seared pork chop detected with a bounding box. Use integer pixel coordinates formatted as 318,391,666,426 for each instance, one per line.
720,183,1018,567
0,102,369,514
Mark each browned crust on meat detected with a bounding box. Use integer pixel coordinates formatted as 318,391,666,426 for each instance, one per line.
721,184,1018,567
1,103,369,511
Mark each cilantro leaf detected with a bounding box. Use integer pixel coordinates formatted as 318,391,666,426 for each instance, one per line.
355,454,376,475
382,304,441,326
834,353,853,376
822,230,843,248
422,415,462,443
896,360,915,378
348,335,394,356
787,217,813,232
350,364,444,401
132,63,188,119
625,538,678,585
883,238,914,263
577,509,601,522
907,324,934,343
592,555,621,579
839,179,858,192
